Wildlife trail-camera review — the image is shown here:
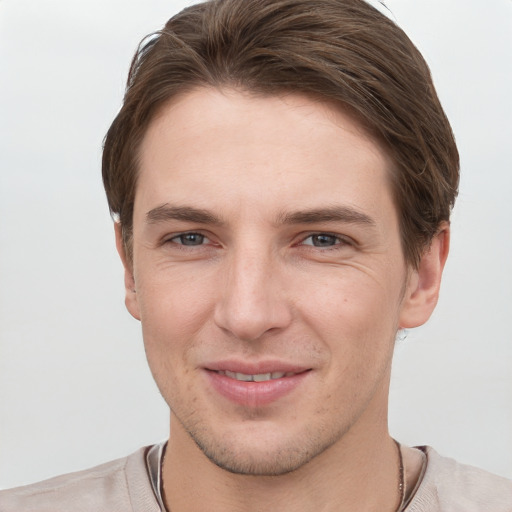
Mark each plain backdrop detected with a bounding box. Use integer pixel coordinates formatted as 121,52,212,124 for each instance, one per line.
0,0,511,489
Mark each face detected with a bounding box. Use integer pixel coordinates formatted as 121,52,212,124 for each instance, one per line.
120,88,441,476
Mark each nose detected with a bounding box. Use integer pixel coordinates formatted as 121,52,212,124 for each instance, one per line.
213,245,293,341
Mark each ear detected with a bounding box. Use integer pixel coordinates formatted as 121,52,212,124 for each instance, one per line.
399,222,450,328
114,222,141,321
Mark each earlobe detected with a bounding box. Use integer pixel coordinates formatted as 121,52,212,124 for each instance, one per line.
114,222,141,321
399,223,450,328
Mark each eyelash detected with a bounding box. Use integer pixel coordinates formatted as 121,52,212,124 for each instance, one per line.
167,232,211,247
165,231,351,251
299,233,349,249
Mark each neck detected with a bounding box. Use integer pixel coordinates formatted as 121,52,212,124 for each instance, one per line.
162,408,401,512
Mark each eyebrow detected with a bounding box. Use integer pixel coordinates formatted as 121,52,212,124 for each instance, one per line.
276,206,376,227
146,204,225,226
145,204,376,228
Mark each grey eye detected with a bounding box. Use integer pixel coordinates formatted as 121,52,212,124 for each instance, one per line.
174,233,206,246
304,234,339,247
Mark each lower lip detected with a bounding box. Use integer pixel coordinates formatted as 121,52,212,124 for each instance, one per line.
205,370,310,407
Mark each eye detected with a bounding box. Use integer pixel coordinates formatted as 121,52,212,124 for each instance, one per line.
301,233,345,248
169,232,210,246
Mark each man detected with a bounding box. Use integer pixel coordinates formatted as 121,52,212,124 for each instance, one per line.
1,0,510,510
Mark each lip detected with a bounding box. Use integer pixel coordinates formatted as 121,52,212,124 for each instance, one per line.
203,360,311,407
205,360,309,375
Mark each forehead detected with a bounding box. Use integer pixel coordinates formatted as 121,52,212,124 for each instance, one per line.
135,87,396,224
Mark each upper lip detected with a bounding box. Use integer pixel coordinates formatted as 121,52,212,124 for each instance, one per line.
204,360,311,375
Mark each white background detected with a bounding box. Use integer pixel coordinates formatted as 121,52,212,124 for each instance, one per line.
0,0,511,488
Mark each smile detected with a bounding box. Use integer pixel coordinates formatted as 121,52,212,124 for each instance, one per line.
205,367,311,407
216,370,297,382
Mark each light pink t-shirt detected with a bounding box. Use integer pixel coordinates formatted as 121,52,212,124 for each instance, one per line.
1,445,511,511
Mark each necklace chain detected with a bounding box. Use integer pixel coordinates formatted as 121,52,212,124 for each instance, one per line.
158,440,407,511
394,439,406,512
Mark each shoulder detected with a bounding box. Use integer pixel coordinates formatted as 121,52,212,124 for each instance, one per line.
407,446,512,512
0,446,160,512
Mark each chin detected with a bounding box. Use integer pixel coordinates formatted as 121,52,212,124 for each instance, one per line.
199,444,316,476
185,420,343,477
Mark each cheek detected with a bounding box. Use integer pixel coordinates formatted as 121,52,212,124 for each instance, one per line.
135,269,216,386
137,261,216,333
137,283,206,405
298,268,404,357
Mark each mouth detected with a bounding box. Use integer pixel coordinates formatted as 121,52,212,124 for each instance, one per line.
214,370,299,382
204,366,311,407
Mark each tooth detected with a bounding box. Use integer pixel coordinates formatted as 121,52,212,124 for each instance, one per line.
235,372,253,381
221,370,296,382
253,373,272,382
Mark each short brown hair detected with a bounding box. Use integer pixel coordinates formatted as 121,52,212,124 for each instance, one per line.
102,0,459,267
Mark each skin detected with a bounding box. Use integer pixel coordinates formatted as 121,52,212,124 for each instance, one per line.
116,87,449,511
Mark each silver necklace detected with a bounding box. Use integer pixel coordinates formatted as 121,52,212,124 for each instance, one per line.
156,441,407,511
394,439,406,512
